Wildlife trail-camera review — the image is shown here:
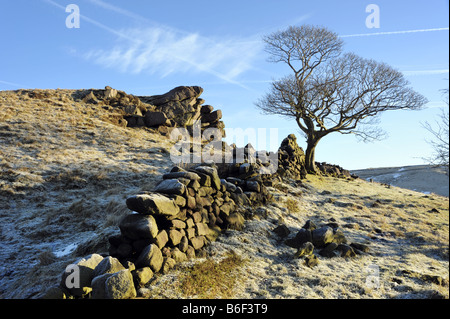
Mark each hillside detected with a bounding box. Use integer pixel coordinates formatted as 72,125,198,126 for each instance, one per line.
0,88,448,299
351,165,449,197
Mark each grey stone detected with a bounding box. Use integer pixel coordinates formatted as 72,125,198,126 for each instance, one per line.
144,111,168,127
126,193,180,216
93,256,126,278
133,267,154,287
311,226,334,248
105,269,137,299
135,244,163,273
154,179,186,195
119,214,158,240
294,242,314,258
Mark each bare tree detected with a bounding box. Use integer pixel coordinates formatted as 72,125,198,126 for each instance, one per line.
256,25,428,173
422,88,449,173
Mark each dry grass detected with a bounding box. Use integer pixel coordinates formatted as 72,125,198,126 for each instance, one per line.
178,252,246,298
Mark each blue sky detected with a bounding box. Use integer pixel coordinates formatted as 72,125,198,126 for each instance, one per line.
0,0,448,169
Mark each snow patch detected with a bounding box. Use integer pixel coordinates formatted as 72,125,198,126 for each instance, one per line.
54,243,78,257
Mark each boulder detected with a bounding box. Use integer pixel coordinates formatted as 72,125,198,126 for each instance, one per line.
60,253,104,297
311,226,334,248
119,214,158,240
319,242,339,258
147,86,203,106
135,244,163,273
153,230,169,249
163,171,200,181
194,166,221,190
105,269,137,299
201,110,222,124
294,242,314,258
126,193,180,216
273,224,290,238
144,111,168,127
169,229,183,246
93,256,126,278
154,179,186,195
133,267,154,287
285,229,312,248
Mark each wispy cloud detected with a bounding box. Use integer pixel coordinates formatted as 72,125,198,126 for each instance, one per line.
44,0,262,90
0,80,30,88
340,27,449,38
402,69,449,76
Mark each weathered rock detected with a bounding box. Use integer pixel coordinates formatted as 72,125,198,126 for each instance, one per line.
195,222,209,236
311,226,334,248
294,242,314,258
133,267,154,287
285,229,312,248
201,110,222,123
190,236,205,250
154,179,186,195
144,111,168,127
179,236,189,252
60,253,104,297
91,273,113,299
302,220,317,231
104,86,118,99
169,229,183,246
126,193,180,216
273,224,291,238
194,166,221,190
304,254,319,268
119,214,158,240
319,242,339,258
147,86,203,106
200,104,214,114
105,269,137,299
93,256,126,278
350,242,370,253
163,171,200,181
171,247,187,263
153,230,169,249
336,244,357,258
135,244,163,273
161,257,177,274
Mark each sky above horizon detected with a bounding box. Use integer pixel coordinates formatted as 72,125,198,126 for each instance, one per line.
1,0,449,170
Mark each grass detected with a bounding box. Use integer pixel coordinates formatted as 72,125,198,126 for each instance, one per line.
178,252,246,298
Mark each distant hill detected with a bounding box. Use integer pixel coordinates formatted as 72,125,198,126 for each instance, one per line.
351,165,449,197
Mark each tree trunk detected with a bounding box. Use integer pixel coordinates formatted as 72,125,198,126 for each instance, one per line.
305,137,320,174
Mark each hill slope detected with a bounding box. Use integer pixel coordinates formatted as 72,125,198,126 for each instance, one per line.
0,88,448,299
351,165,449,197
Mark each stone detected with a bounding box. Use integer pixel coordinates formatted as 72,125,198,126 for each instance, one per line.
126,193,180,216
169,229,183,246
179,236,189,252
82,91,98,104
93,256,126,278
336,244,357,258
144,111,168,127
200,104,214,114
105,269,137,299
195,222,209,236
161,257,177,274
332,228,347,244
245,181,260,193
135,244,163,273
171,219,187,229
285,229,312,248
153,230,169,249
319,242,339,258
205,225,221,242
311,226,334,248
133,267,154,287
91,273,113,299
350,242,370,253
190,236,205,250
273,224,290,238
302,220,317,230
119,214,158,240
60,253,104,297
163,171,201,181
104,86,118,99
201,110,222,123
194,166,221,189
148,86,203,106
186,246,196,259
154,179,186,195
171,247,187,263
304,254,319,268
294,242,314,258
39,285,66,299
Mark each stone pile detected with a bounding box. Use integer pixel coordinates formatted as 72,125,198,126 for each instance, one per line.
81,86,225,138
277,134,307,180
50,162,272,299
274,219,370,268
